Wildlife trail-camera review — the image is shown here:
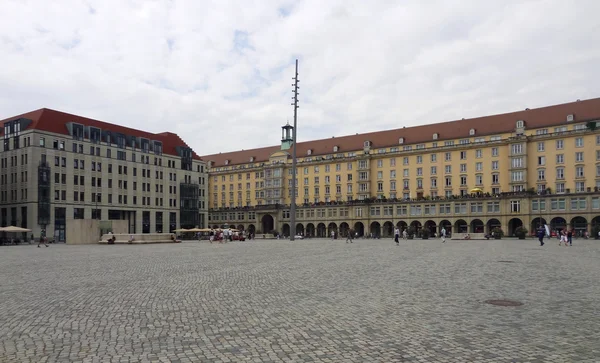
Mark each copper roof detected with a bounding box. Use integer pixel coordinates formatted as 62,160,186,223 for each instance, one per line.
0,108,202,160
202,97,600,167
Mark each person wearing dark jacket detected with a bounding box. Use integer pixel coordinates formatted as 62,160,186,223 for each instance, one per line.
537,228,545,246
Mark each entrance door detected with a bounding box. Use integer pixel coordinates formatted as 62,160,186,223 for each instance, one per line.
261,214,274,233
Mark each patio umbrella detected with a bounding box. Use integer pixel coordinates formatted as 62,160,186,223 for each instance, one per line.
0,226,32,232
470,188,483,193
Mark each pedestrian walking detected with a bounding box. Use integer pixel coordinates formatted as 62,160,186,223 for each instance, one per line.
567,228,573,246
537,227,545,246
441,227,446,243
346,229,354,243
394,227,400,246
37,231,48,248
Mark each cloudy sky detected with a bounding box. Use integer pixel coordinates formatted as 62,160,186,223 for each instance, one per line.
1,0,599,155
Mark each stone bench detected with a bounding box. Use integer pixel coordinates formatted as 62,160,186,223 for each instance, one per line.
99,233,179,245
451,232,490,240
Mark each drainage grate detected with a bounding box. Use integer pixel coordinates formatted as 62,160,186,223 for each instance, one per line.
485,299,523,307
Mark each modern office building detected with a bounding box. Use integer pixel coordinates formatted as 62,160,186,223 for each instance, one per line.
203,97,600,238
0,108,208,241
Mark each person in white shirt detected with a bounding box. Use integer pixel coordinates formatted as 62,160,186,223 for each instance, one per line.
394,227,400,245
441,227,446,243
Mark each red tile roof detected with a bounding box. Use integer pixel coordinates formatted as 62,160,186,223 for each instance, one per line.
0,108,202,160
202,97,600,167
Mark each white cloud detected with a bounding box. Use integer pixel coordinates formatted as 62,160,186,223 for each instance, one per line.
1,0,599,155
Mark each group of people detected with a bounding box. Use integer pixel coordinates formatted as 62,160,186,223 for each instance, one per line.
536,227,579,247
208,228,252,243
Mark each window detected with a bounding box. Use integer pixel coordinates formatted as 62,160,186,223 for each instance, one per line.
576,166,584,178
571,197,587,210
475,175,482,185
445,165,451,174
537,170,545,180
556,154,564,164
551,198,566,210
460,151,466,160
511,171,524,182
575,137,583,147
537,142,545,152
556,140,564,149
575,152,584,162
431,166,437,175
475,162,482,171
460,164,467,173
454,203,467,214
531,199,546,211
470,202,483,213
510,200,520,213
511,144,523,155
416,155,422,164
430,154,437,162
487,202,500,213
444,152,451,161
516,120,524,128
492,161,498,170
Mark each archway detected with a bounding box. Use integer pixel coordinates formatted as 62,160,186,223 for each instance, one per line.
248,224,256,235
530,218,546,233
424,220,436,234
439,220,452,235
282,223,290,237
410,220,422,230
382,221,394,237
354,222,364,237
550,217,566,234
370,222,381,237
317,223,326,237
592,216,600,228
396,221,408,234
296,223,304,236
486,219,501,233
306,223,315,237
261,214,274,234
470,219,484,233
328,222,338,237
339,222,350,237
454,219,468,233
508,218,523,236
570,216,587,236
236,224,244,231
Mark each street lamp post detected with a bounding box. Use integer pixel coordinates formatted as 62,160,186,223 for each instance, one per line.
290,59,299,241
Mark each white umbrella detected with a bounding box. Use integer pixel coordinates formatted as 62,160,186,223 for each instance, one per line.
0,226,32,232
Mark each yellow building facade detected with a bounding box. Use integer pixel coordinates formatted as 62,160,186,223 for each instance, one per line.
202,98,600,238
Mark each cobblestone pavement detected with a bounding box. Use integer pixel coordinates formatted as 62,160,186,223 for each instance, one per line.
0,237,599,363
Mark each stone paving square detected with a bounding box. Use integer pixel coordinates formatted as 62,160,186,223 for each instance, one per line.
0,237,599,362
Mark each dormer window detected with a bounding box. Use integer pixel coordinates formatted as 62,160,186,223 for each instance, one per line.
333,145,338,152
567,114,574,122
433,133,438,140
516,120,524,128
398,137,404,144
224,160,229,165
249,156,254,162
469,128,475,136
307,149,312,155
364,141,370,147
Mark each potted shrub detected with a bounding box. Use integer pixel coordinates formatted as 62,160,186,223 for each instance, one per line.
406,226,416,240
492,227,504,239
515,226,528,240
421,228,430,240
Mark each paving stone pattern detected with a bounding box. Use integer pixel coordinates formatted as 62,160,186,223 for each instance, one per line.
0,237,599,362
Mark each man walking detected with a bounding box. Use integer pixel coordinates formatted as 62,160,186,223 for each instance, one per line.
537,227,545,246
394,226,400,246
346,229,354,243
37,229,48,248
441,227,446,243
